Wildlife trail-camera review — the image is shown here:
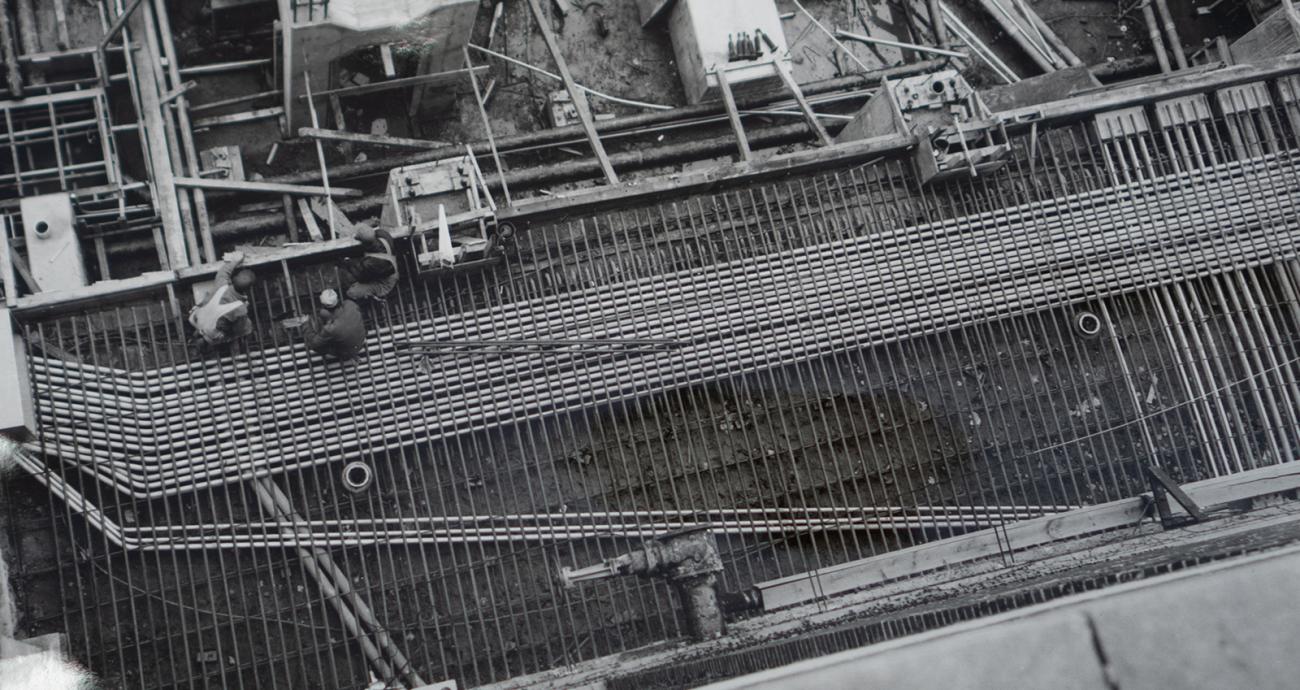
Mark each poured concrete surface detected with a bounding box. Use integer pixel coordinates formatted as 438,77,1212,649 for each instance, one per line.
706,544,1300,690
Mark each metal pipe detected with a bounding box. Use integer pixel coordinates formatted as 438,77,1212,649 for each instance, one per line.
975,0,1056,73
250,479,397,685
928,0,948,46
1152,0,1188,70
834,30,968,59
1140,1,1171,74
940,2,1019,84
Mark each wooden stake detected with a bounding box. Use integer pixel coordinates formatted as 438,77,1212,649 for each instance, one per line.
774,59,833,147
297,198,323,241
525,0,619,185
9,247,40,293
714,67,751,161
463,45,512,205
304,72,337,239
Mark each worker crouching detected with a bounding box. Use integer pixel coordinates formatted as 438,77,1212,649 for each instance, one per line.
339,226,398,303
188,251,255,350
305,289,367,361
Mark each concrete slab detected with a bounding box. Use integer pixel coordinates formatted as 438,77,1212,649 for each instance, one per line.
708,546,1300,690
709,609,1111,690
1088,553,1300,690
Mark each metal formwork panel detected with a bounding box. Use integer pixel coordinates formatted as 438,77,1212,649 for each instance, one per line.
1216,82,1273,115
1154,94,1218,172
1216,82,1281,158
1275,75,1300,139
1154,94,1212,127
1093,106,1150,141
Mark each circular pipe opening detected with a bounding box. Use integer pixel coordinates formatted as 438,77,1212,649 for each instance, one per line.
342,461,374,493
931,80,946,94
1075,311,1103,338
34,221,49,238
931,137,950,154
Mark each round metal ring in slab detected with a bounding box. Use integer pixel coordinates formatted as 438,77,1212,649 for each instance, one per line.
342,461,374,493
1074,311,1104,338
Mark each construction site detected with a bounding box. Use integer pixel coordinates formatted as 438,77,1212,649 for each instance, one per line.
4,0,1300,688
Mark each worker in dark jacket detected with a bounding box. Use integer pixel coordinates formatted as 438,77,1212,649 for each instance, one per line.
188,251,255,347
305,289,366,361
340,226,398,302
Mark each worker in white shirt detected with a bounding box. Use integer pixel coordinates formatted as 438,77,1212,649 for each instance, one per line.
188,252,255,347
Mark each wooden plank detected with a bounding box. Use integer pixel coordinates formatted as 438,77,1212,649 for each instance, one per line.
98,0,148,51
329,94,346,132
191,106,285,130
129,30,191,269
298,66,488,101
152,0,213,264
525,0,619,185
380,44,396,78
296,127,449,150
177,58,271,76
188,89,280,115
756,461,1300,610
498,132,917,224
10,250,43,293
13,271,176,318
714,68,751,161
282,194,300,243
303,73,337,239
161,80,197,105
1,222,16,306
174,176,361,198
297,198,323,241
464,45,512,206
0,87,104,109
51,0,70,49
773,59,833,146
635,0,677,27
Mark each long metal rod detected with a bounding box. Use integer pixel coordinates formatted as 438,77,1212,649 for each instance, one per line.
834,29,968,59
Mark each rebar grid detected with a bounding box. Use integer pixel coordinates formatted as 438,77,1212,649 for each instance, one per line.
11,77,1300,688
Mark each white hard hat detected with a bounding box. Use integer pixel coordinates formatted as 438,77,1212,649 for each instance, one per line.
319,288,339,308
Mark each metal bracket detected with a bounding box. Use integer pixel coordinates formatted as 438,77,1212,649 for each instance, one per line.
1146,465,1207,529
